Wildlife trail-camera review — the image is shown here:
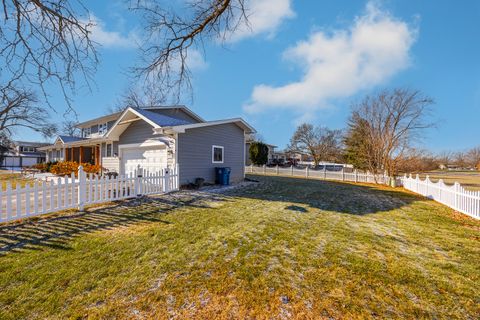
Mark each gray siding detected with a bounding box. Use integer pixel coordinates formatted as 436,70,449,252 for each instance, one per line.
177,123,245,185
118,119,156,144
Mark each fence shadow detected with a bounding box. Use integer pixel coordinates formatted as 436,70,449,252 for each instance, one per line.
239,175,422,216
0,191,229,255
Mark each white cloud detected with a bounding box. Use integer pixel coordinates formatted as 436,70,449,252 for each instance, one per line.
86,15,139,49
243,1,417,115
186,49,208,71
227,0,295,42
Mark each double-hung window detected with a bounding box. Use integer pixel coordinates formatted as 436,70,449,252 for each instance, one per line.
98,122,108,135
82,127,91,138
106,143,113,157
212,145,224,163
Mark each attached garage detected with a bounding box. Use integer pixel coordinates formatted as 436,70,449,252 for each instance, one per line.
120,145,168,177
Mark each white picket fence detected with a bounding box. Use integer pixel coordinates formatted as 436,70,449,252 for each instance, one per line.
246,165,480,220
401,174,480,220
246,165,391,185
0,165,179,223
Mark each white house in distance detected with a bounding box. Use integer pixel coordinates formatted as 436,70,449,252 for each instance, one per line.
39,106,256,185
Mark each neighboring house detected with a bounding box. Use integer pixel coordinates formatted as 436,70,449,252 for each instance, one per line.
245,140,277,165
39,106,255,185
0,141,48,168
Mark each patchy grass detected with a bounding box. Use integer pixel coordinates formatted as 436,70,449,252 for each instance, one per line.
0,171,34,191
0,175,479,319
417,170,480,191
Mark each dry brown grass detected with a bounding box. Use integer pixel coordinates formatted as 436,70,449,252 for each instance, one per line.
0,175,479,319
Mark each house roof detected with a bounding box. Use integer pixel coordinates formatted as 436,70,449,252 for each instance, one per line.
57,135,87,143
141,105,205,123
75,105,205,129
132,108,193,127
13,141,50,147
159,118,256,134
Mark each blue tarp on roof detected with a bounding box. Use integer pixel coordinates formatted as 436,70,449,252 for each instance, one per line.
132,108,193,127
58,135,87,143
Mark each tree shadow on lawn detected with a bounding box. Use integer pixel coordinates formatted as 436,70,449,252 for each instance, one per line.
241,175,424,216
0,191,229,255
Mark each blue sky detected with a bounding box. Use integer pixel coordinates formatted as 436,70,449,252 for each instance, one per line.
16,0,480,153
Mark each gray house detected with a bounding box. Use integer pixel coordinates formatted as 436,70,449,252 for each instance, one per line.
1,141,49,168
39,106,255,185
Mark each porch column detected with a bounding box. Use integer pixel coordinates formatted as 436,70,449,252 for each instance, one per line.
79,146,83,163
71,147,74,162
95,145,100,166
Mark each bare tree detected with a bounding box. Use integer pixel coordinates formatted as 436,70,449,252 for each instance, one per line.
1,0,97,108
60,120,80,137
395,148,439,173
289,123,343,166
466,147,480,169
346,88,434,175
0,84,56,138
131,0,247,102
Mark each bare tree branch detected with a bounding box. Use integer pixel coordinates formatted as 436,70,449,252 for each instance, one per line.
130,0,247,102
0,0,97,110
0,83,56,139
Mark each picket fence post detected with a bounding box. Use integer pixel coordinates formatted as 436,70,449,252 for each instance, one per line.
341,167,345,181
78,166,86,211
136,164,143,197
305,166,309,178
164,168,170,193
291,165,294,176
454,182,460,210
263,164,266,175
323,165,327,179
426,175,430,197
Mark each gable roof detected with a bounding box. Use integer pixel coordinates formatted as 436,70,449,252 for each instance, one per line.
141,105,205,123
158,118,256,134
132,108,193,127
57,135,87,143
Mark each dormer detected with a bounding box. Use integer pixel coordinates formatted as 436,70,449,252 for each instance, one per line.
76,112,123,138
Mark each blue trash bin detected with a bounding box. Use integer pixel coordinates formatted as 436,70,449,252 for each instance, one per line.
215,167,231,185
215,167,224,185
223,167,231,185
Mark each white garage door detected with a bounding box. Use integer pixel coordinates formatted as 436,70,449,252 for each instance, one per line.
22,157,38,167
121,146,168,177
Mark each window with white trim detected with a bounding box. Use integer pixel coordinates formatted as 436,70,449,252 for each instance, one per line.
21,146,35,152
106,143,113,157
82,127,91,137
98,122,108,135
212,145,224,163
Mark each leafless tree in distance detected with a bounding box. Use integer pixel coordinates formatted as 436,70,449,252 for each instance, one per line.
60,119,81,137
346,88,435,176
0,85,56,139
289,123,343,166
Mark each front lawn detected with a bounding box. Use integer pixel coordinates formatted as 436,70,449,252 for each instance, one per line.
0,170,33,191
0,175,479,319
